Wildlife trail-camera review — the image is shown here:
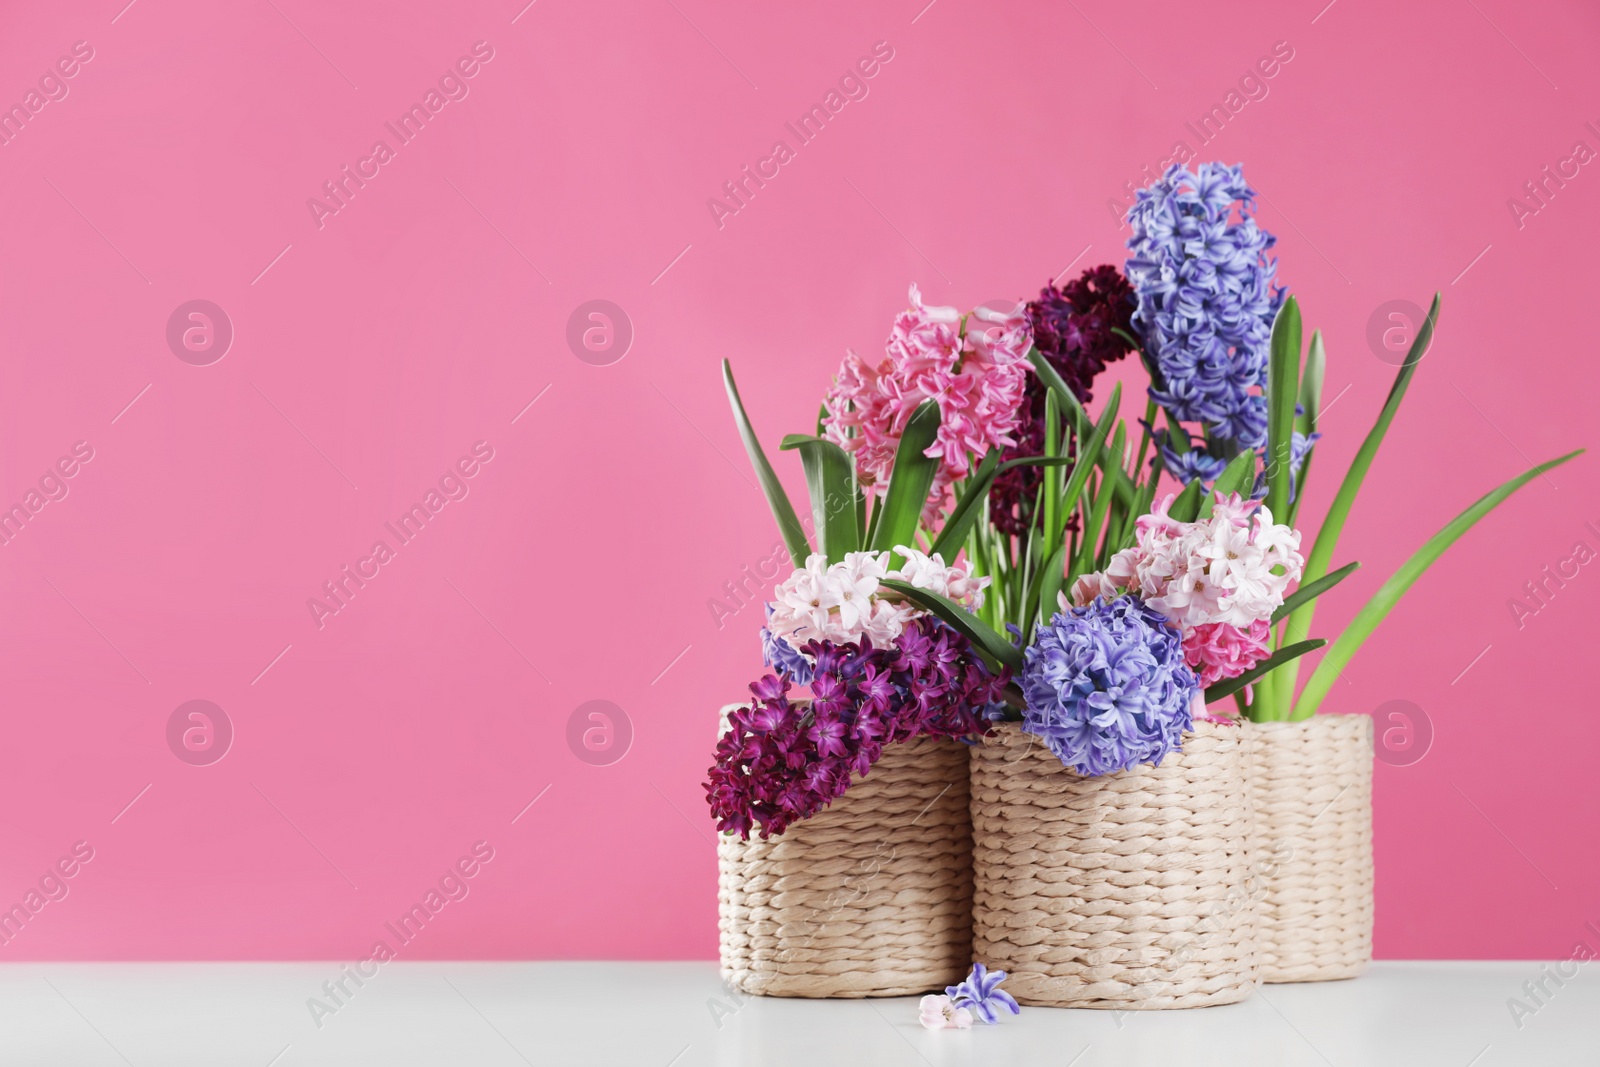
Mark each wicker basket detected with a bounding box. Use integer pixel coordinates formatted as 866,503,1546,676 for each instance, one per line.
1246,714,1374,983
716,709,974,998
969,722,1259,1009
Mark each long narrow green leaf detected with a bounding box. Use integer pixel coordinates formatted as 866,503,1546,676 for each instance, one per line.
880,579,1024,672
1200,451,1259,518
1265,297,1302,521
1042,390,1061,557
1129,397,1158,483
1271,561,1359,624
855,467,868,542
1276,294,1439,712
723,360,810,567
1112,449,1164,556
997,455,1074,474
870,401,941,551
1287,330,1326,530
1028,349,1136,507
1297,330,1325,438
1078,470,1115,574
1292,449,1583,719
1038,543,1067,630
1058,383,1121,541
780,434,860,562
1165,410,1191,454
1080,423,1125,570
1209,639,1325,704
1287,449,1315,530
930,450,1002,559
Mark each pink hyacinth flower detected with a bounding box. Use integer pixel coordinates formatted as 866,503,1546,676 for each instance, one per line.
1183,619,1273,689
919,994,974,1030
823,285,1032,522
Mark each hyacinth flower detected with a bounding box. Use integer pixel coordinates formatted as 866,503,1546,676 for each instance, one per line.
1125,161,1284,488
1018,597,1197,775
946,963,1020,1025
822,285,1033,522
759,607,814,686
762,548,987,670
918,995,974,1030
705,618,1009,838
988,266,1136,537
1069,491,1305,700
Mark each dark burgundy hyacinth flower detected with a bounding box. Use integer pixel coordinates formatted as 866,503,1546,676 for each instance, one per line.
987,266,1136,537
704,618,1010,840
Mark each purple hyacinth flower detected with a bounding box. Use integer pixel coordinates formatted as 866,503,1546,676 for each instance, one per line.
707,617,1010,840
760,605,815,685
1126,162,1284,467
946,962,1021,1025
1020,597,1197,776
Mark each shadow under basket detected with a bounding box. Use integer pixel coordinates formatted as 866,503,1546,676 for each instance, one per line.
716,721,974,998
1246,714,1374,983
969,722,1259,1009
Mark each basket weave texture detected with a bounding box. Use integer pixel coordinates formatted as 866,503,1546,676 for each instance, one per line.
1247,714,1373,983
969,722,1259,1009
716,712,974,998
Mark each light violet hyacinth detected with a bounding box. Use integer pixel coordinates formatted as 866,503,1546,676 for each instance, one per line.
919,994,974,1030
1069,492,1302,695
766,548,987,658
823,285,1032,519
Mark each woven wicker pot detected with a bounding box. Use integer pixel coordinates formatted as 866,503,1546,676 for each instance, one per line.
717,714,974,998
970,723,1259,1009
1246,714,1373,983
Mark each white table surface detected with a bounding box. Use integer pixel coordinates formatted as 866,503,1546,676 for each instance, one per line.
0,961,1591,1066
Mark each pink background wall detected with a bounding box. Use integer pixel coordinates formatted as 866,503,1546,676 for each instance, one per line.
0,0,1594,961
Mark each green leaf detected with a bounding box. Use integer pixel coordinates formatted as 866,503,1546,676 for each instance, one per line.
881,579,1024,672
1111,325,1143,351
1096,423,1127,568
722,360,810,567
1287,449,1315,529
1164,410,1191,453
1200,451,1259,518
1272,561,1359,624
869,401,941,551
1042,390,1061,556
930,450,1002,559
780,434,860,562
1112,449,1164,555
1166,479,1205,523
1291,449,1584,719
1297,330,1325,438
855,468,868,540
1276,294,1440,713
1207,639,1326,704
1079,470,1116,574
1038,543,1067,631
996,455,1075,474
1286,329,1326,530
1028,349,1136,507
1265,296,1302,521
1058,383,1121,543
